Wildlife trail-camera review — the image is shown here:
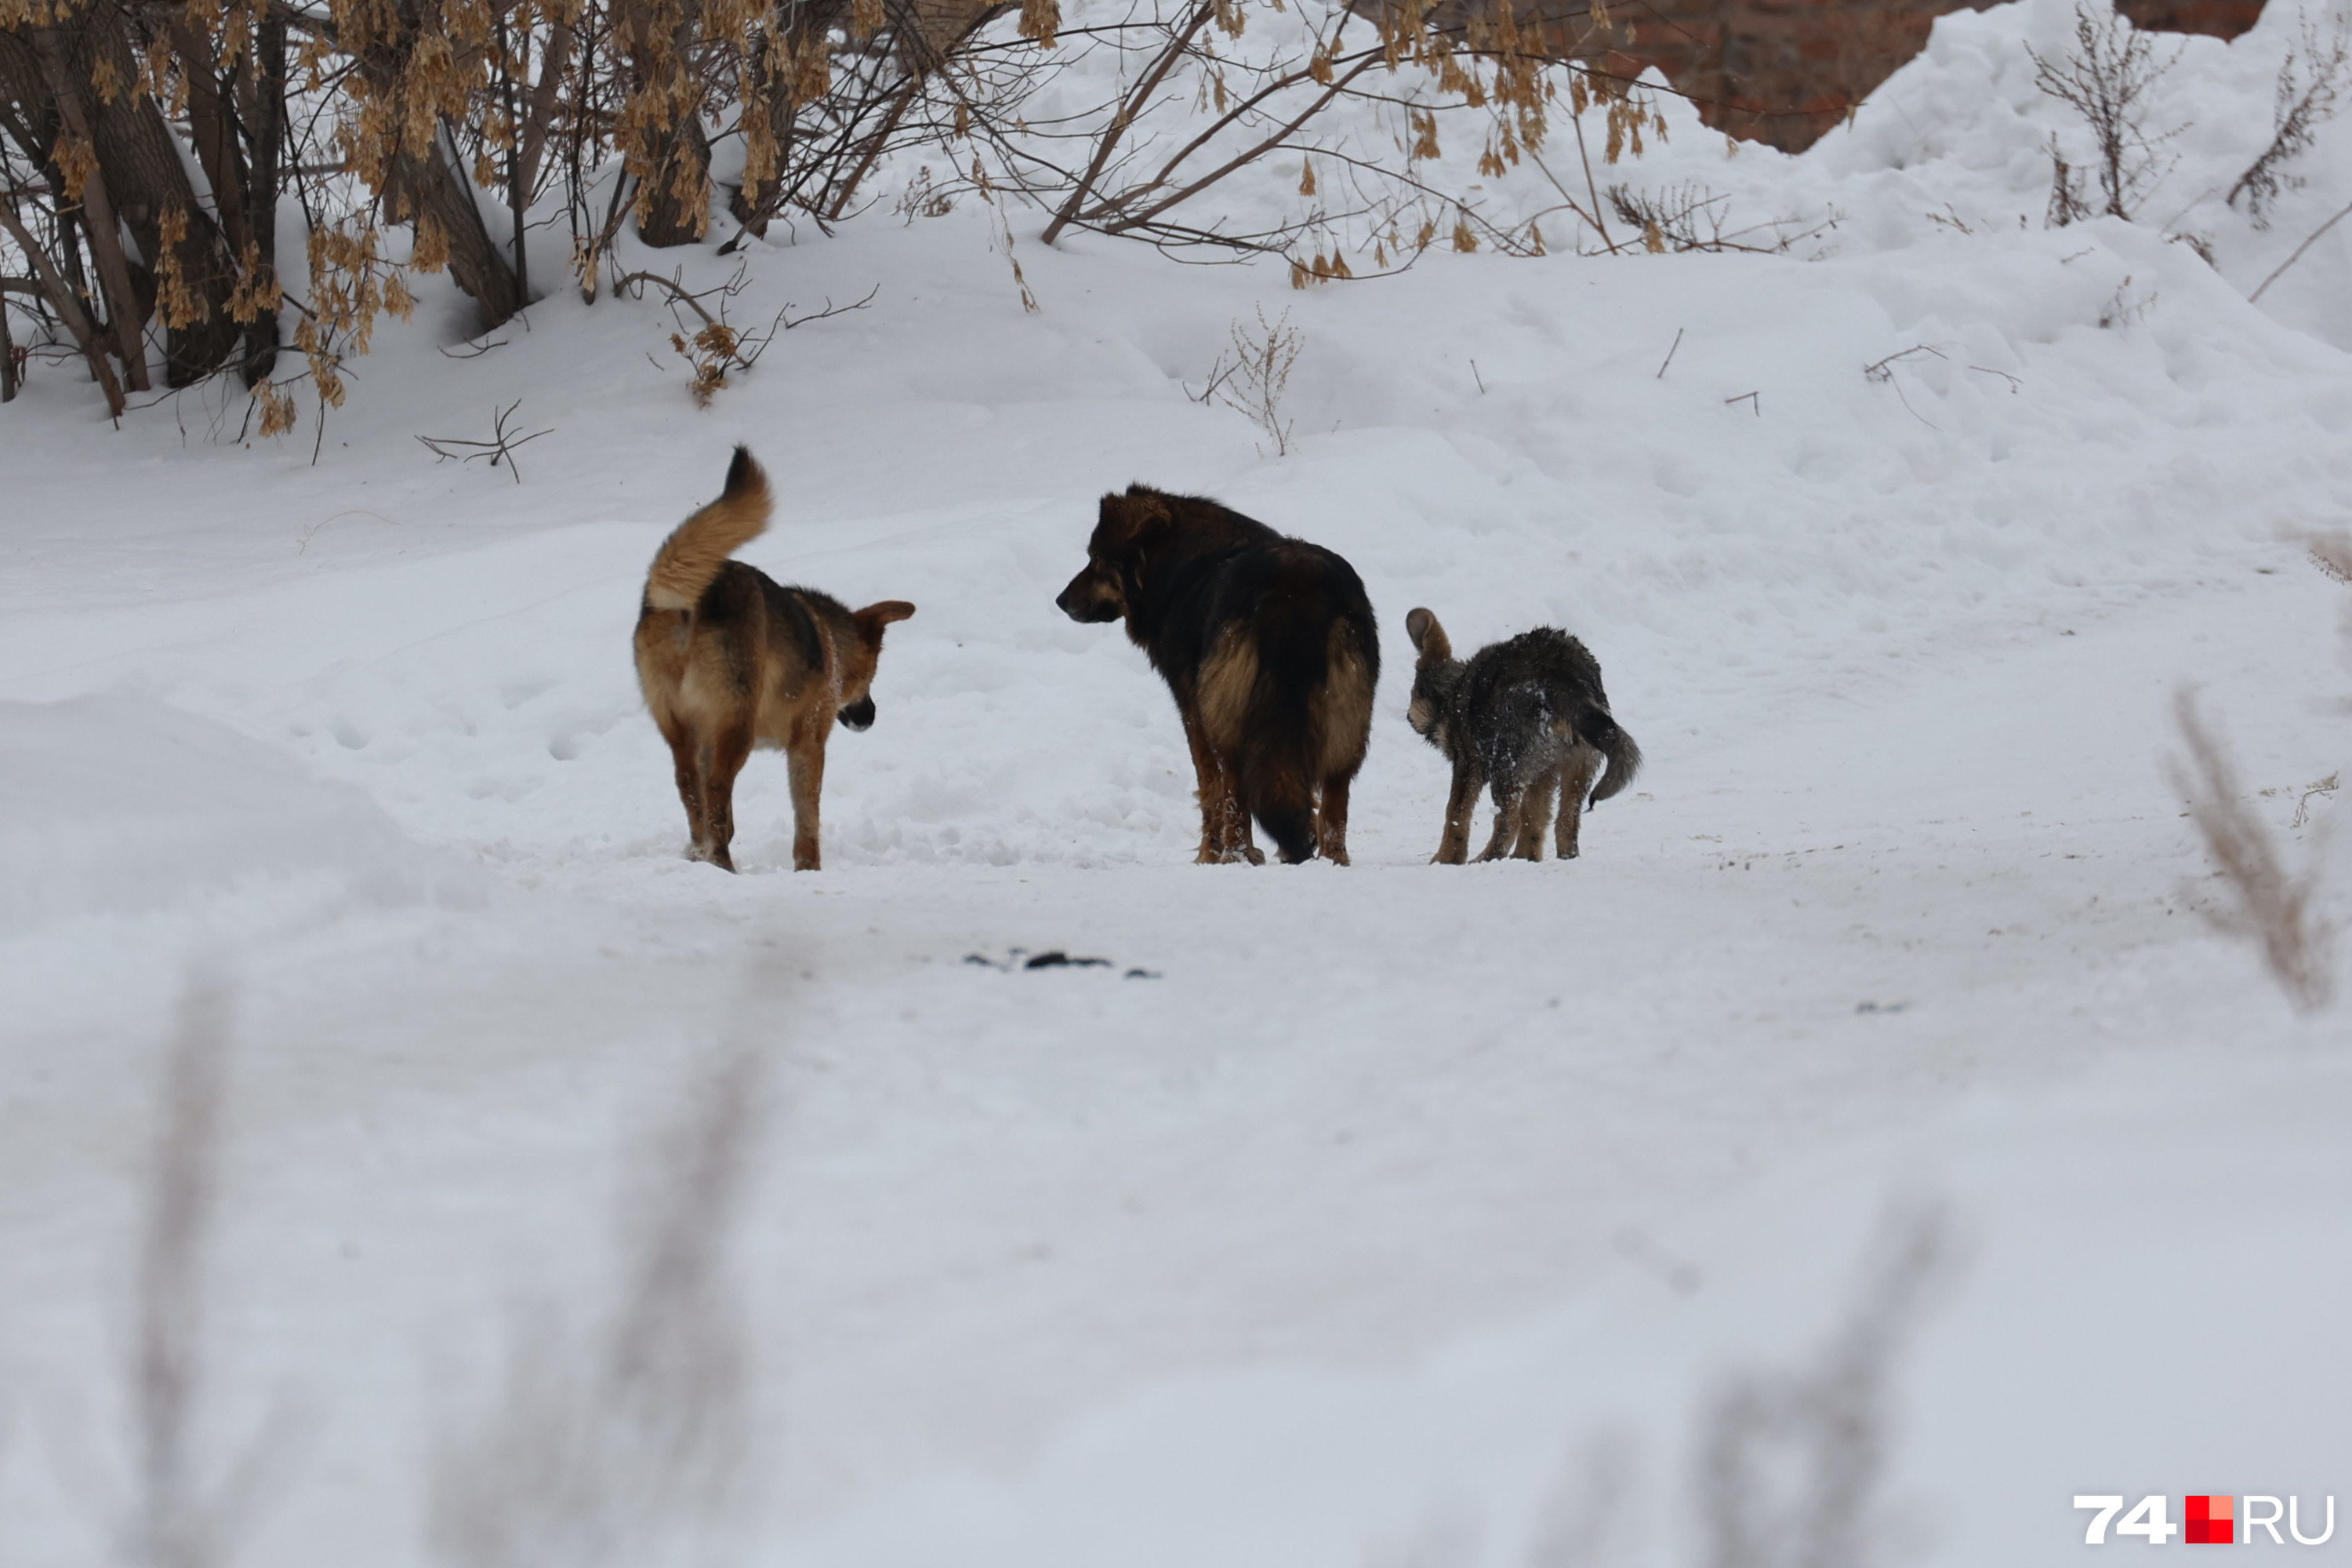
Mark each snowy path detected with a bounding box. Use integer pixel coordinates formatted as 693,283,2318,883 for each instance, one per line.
1,537,2339,1561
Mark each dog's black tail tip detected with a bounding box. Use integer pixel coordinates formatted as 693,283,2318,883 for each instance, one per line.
1258,808,1318,864
724,445,761,495
1584,709,1643,808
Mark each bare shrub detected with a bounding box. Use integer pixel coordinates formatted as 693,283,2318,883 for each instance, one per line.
2030,2,2187,223
1019,0,1665,267
1603,183,1828,254
616,266,875,407
1695,1204,1953,1568
2171,688,2335,1012
2227,9,2351,227
1195,307,1302,456
430,1046,771,1568
2044,132,2094,227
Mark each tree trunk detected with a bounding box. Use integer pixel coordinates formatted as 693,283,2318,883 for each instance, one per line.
170,9,284,384
18,14,244,387
0,277,19,401
349,10,524,331
728,0,851,237
31,28,152,390
634,112,711,245
238,8,287,383
0,198,126,415
385,122,524,328
625,0,713,247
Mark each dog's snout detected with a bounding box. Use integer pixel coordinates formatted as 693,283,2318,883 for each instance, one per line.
1058,568,1123,624
838,696,876,731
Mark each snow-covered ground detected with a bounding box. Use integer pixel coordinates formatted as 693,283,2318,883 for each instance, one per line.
5,0,2352,1560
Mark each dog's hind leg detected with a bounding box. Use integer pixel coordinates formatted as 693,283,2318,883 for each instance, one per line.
1475,783,1522,862
1556,742,1602,860
1181,702,1261,865
1435,758,1486,864
1230,807,1265,865
786,724,827,872
1513,771,1557,862
1315,771,1354,866
659,717,710,858
699,720,757,873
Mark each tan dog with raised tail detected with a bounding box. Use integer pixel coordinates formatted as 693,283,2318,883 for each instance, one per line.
634,448,914,871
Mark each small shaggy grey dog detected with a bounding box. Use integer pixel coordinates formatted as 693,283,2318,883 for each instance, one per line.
1404,609,1642,863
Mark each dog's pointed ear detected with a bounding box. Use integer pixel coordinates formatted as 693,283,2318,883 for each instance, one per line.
1405,608,1450,663
1099,488,1171,545
855,601,916,641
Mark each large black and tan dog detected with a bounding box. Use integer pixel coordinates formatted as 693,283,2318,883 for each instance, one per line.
1057,485,1378,864
1404,610,1641,864
634,448,915,872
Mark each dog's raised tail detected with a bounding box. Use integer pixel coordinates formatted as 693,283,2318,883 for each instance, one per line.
644,447,772,612
1581,706,1643,807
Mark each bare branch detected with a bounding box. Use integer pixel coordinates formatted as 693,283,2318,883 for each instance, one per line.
416,401,554,483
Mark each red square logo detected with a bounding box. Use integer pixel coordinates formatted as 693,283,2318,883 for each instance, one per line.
2186,1496,2234,1544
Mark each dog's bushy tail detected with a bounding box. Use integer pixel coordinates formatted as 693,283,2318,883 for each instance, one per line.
1231,635,1321,865
645,448,771,612
1221,582,1377,865
1581,706,1643,806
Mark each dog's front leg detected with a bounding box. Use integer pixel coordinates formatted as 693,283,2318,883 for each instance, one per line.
1435,758,1485,864
786,723,827,871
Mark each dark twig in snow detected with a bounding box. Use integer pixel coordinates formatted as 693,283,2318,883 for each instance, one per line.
416,401,552,484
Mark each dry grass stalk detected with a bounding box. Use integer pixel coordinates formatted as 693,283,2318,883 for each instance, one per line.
1524,1429,1635,1568
1696,1203,1953,1568
2172,689,2335,1012
2307,529,2352,585
125,973,234,1568
120,971,293,1568
430,1046,771,1568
